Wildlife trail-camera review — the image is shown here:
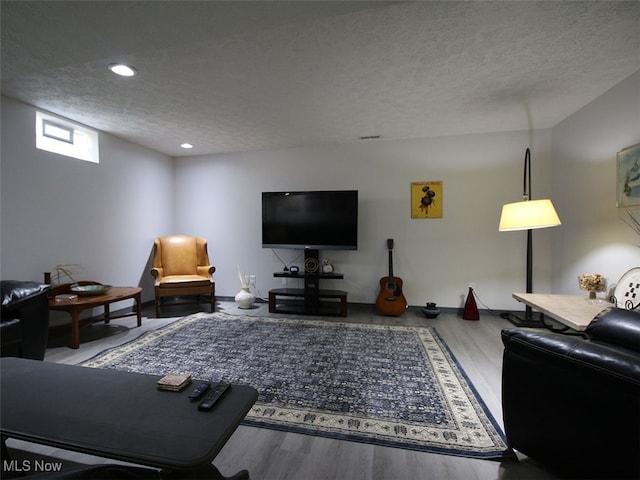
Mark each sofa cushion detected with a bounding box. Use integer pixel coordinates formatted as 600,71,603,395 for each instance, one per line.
586,306,640,353
157,275,211,288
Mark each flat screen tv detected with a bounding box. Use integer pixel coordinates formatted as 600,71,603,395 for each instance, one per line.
262,190,358,250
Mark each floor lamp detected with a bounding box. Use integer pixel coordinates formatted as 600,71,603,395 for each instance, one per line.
499,148,561,327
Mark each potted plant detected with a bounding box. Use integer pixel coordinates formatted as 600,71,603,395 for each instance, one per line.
45,264,81,285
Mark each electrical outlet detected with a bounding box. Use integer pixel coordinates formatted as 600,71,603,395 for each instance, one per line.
282,277,287,286
249,275,256,286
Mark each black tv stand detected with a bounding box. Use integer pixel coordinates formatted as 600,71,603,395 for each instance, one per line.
269,250,347,316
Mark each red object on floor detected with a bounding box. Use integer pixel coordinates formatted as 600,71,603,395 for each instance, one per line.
463,287,480,320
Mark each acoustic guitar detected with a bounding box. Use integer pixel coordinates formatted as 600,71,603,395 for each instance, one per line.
375,239,408,316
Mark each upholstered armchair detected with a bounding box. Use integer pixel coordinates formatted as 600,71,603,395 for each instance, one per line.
150,235,215,315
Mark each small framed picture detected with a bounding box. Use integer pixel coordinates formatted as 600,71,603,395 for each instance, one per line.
617,144,640,207
411,181,442,218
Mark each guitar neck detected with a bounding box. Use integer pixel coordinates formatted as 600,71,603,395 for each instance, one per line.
388,249,394,279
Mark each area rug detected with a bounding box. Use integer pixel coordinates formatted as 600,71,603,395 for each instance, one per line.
80,312,512,459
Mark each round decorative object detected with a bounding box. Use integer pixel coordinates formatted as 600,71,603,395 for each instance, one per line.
235,287,255,309
422,302,440,319
304,257,319,273
70,284,111,296
613,267,640,309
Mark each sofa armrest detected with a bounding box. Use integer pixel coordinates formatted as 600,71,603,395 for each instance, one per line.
586,306,640,353
2,281,50,310
1,281,50,360
150,267,164,281
196,265,216,277
502,328,640,384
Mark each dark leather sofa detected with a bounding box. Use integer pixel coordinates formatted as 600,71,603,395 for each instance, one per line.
501,307,640,479
1,281,51,360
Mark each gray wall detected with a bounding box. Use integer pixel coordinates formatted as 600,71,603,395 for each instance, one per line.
551,71,640,294
173,129,555,310
1,70,638,312
1,96,175,308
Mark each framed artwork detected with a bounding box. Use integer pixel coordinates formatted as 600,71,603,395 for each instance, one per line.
617,144,640,207
411,181,442,218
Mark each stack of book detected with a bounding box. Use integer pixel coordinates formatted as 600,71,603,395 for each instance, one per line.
156,372,192,392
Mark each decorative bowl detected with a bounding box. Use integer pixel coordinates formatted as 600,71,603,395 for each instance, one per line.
70,284,111,296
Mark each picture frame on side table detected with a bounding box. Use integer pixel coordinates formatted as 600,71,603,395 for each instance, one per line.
617,144,640,207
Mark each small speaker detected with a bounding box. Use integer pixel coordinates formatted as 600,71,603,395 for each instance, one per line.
304,257,319,273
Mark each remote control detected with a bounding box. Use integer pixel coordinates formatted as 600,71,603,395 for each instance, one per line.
188,381,211,401
197,383,230,411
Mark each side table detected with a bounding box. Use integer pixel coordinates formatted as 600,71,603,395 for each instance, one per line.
512,293,612,331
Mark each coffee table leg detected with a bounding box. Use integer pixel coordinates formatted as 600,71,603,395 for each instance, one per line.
71,310,81,349
135,292,142,327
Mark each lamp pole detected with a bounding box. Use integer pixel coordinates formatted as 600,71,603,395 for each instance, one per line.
523,148,534,322
526,228,533,321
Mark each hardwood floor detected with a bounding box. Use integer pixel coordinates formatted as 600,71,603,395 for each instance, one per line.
5,300,565,480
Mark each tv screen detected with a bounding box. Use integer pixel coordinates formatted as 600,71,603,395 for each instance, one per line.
262,190,358,250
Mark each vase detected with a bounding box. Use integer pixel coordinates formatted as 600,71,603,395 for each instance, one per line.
235,287,255,309
422,302,440,319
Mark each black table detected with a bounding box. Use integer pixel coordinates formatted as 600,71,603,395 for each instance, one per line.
0,358,258,478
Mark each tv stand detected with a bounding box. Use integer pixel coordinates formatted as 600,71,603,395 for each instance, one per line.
269,250,347,316
268,285,347,317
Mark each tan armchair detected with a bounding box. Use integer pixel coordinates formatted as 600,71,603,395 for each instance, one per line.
150,235,215,315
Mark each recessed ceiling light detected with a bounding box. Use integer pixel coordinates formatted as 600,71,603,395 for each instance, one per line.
180,143,194,149
108,63,137,77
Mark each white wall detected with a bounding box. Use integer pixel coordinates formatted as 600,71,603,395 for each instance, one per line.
0,96,175,305
551,70,640,295
174,129,556,310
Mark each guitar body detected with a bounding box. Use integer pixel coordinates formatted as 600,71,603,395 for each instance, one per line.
376,276,408,316
375,239,408,316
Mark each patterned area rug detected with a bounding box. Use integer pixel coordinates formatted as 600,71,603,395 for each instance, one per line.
80,312,511,459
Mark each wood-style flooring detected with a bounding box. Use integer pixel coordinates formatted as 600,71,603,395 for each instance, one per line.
4,300,566,480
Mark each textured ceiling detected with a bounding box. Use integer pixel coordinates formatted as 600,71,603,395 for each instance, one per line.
2,1,639,157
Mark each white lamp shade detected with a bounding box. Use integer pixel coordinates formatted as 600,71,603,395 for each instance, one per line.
499,199,561,231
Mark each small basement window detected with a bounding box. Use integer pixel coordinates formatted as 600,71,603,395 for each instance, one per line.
36,111,99,163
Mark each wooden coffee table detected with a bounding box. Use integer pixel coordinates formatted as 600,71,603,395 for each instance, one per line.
512,293,612,331
48,282,142,349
